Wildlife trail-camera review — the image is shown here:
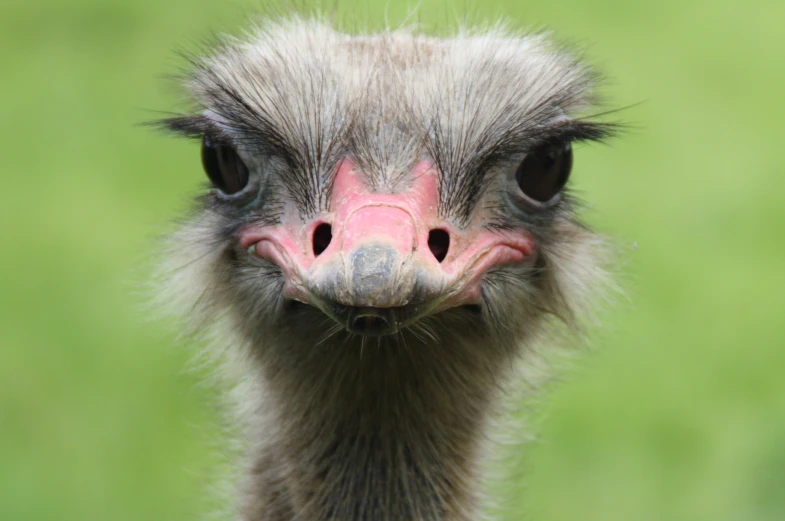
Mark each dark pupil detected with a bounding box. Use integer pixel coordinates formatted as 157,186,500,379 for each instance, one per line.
515,141,573,203
201,137,250,194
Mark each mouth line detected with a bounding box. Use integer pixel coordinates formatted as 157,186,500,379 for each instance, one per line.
284,298,482,338
325,301,435,337
346,308,398,337
287,294,438,337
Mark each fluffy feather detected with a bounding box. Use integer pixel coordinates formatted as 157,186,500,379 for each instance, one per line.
154,15,615,521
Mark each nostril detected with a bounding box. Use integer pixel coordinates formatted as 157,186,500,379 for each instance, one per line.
312,223,332,256
427,229,450,263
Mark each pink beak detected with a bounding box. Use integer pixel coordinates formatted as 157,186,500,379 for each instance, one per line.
240,159,535,336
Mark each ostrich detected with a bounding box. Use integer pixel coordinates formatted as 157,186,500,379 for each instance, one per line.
156,16,615,521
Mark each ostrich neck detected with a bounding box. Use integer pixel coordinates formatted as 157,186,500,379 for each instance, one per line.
245,330,513,521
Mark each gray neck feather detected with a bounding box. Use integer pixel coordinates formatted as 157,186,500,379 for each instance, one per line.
241,322,518,521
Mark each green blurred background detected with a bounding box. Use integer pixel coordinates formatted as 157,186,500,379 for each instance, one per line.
1,0,784,520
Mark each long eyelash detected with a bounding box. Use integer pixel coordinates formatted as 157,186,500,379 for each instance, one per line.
537,119,619,146
147,114,218,139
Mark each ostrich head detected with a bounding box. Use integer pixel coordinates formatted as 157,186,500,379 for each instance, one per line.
157,17,614,521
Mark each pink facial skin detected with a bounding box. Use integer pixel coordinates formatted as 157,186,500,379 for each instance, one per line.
238,159,535,317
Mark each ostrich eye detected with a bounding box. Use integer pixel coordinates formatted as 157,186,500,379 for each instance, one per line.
201,136,250,194
515,141,573,203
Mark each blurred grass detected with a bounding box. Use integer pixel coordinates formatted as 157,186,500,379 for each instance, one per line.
1,1,783,520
